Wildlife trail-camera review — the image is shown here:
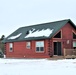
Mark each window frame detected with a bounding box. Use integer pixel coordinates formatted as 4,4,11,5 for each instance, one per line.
73,42,76,49
72,31,76,39
36,41,44,52
73,42,76,47
26,41,31,49
53,30,62,39
9,43,13,52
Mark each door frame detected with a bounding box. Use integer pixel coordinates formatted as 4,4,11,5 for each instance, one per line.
53,41,62,56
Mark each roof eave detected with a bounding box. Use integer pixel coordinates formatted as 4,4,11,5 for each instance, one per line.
4,37,51,43
68,19,76,29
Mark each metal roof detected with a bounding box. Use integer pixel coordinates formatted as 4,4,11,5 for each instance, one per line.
3,19,76,43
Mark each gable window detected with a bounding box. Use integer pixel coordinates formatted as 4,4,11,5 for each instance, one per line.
9,43,13,52
54,31,61,38
73,32,76,39
73,42,76,49
36,41,44,52
26,42,31,49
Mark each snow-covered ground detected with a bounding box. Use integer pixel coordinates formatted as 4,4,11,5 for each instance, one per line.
0,58,76,75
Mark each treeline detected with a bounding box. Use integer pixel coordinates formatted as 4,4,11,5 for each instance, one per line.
0,35,5,54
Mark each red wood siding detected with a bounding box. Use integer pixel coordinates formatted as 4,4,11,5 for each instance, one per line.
6,40,51,58
5,22,76,58
52,23,76,56
62,23,76,49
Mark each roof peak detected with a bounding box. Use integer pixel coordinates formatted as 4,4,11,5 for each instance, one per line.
3,19,76,43
20,19,70,29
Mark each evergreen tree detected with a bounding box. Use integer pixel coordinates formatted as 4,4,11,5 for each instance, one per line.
0,35,5,54
1,35,5,40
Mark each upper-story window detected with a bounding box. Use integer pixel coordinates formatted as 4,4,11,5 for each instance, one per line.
73,32,76,39
54,31,61,38
9,43,13,52
26,42,31,49
36,41,44,52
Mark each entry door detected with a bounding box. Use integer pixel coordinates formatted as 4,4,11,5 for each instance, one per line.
54,42,62,56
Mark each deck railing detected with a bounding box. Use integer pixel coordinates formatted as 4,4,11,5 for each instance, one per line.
64,48,76,58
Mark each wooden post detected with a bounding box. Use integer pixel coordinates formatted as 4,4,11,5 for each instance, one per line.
64,48,66,58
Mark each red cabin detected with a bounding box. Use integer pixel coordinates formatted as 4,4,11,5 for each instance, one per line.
3,19,76,58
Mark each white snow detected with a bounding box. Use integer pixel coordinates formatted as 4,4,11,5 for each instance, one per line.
0,58,76,75
8,33,22,39
25,29,53,38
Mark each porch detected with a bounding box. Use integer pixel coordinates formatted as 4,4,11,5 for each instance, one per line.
49,49,76,60
64,48,76,59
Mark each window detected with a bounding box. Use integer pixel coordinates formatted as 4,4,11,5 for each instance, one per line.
73,42,76,49
54,31,61,38
73,32,76,39
9,43,13,52
26,42,31,49
36,41,44,52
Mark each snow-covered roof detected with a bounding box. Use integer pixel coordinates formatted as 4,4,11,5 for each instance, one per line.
3,19,76,43
25,29,53,38
8,33,22,39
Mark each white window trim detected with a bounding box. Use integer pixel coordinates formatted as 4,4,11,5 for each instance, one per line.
26,42,31,49
9,43,13,52
36,41,44,52
73,42,76,47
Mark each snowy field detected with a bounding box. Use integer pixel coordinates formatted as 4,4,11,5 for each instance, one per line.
0,58,76,75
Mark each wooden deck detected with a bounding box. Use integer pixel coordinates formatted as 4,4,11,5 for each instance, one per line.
48,56,64,60
48,55,76,60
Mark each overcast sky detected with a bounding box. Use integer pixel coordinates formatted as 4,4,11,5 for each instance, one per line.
0,0,76,37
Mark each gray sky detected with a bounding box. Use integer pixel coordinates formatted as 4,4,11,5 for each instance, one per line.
0,0,76,37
